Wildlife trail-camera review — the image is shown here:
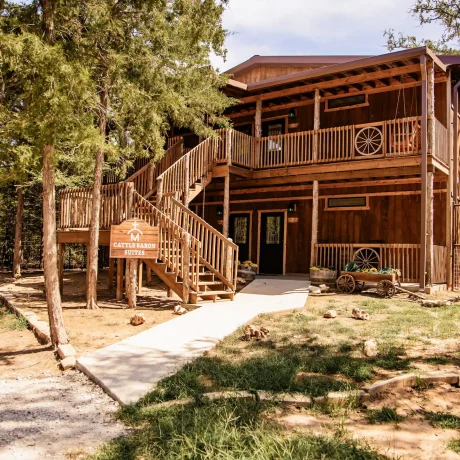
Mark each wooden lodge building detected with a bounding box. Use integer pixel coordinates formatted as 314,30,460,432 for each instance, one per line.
58,47,460,303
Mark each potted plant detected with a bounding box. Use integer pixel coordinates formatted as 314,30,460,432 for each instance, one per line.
310,266,337,285
237,260,258,281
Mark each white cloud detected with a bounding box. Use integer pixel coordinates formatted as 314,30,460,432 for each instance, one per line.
212,0,446,71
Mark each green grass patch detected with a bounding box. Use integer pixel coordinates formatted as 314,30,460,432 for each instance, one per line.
423,411,460,429
448,439,460,454
0,306,28,331
94,399,385,460
366,407,406,424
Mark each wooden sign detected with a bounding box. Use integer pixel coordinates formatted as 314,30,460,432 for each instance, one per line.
110,219,159,259
288,217,299,223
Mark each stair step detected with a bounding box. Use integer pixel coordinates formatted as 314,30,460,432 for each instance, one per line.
198,280,224,287
198,290,233,296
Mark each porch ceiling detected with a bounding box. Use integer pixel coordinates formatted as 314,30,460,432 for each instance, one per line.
225,47,447,118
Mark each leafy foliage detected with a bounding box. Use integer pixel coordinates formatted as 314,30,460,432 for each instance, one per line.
385,1,460,54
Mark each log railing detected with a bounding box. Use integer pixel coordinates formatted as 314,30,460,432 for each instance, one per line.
125,137,184,199
231,130,255,168
59,182,133,230
132,192,201,294
433,245,448,284
170,198,238,290
313,243,421,283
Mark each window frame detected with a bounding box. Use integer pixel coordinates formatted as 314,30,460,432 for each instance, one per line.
325,93,369,112
325,196,370,211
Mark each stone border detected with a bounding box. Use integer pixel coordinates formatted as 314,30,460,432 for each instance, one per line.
0,292,51,344
141,371,460,410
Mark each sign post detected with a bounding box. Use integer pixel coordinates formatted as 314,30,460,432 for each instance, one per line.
110,219,159,259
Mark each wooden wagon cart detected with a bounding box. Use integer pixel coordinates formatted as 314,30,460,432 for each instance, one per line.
335,248,400,297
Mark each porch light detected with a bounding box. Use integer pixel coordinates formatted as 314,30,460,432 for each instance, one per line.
289,108,297,119
216,206,223,216
288,203,296,213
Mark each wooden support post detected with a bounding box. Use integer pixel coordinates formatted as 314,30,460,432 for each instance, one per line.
156,177,163,210
420,55,428,290
58,243,65,295
223,174,230,237
446,71,453,289
183,154,190,207
137,260,143,295
225,245,233,284
146,267,152,286
116,258,124,301
311,181,319,266
126,259,137,308
182,233,190,303
226,128,233,166
147,162,155,194
108,258,115,290
255,100,262,168
426,59,435,287
167,287,172,298
313,89,320,162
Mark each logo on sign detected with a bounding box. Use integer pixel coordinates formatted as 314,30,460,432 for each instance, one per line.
128,220,143,242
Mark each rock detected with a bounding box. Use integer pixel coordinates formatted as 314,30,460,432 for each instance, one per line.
60,357,76,370
352,307,370,321
421,299,451,307
323,309,337,319
174,305,187,315
237,277,247,285
363,339,378,357
319,284,330,293
243,324,269,340
308,286,321,294
57,344,77,360
130,313,145,326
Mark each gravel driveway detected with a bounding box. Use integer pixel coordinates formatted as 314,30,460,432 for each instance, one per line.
0,371,128,459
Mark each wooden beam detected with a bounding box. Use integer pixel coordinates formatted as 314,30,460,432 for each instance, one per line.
116,258,124,301
420,55,428,290
108,258,115,290
223,174,230,237
426,59,435,287
311,181,319,265
239,64,421,104
446,71,453,289
138,260,143,295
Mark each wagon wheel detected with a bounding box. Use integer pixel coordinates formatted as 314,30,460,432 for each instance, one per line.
355,127,383,156
355,281,365,292
353,248,380,271
337,274,356,294
377,280,396,298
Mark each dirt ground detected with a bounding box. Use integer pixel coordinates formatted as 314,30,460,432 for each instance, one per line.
279,383,460,460
0,269,181,378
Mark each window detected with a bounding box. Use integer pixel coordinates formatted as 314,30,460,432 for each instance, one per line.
233,217,248,244
326,94,368,112
326,196,369,211
266,216,281,244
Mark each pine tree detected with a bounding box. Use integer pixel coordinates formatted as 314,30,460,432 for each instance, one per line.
385,1,460,54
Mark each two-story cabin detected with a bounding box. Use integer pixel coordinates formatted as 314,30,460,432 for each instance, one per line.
58,47,460,303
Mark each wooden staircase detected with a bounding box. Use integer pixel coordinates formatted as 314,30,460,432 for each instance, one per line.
58,132,239,305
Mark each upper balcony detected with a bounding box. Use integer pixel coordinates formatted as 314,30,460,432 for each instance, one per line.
211,116,449,177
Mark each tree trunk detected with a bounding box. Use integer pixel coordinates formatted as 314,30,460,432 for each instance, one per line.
126,259,137,309
43,145,68,346
13,186,24,279
86,89,108,309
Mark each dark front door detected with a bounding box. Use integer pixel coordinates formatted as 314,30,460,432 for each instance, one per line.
230,214,250,263
259,212,284,274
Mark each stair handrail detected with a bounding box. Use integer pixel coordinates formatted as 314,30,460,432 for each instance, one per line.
170,197,238,291
124,137,184,199
132,191,201,296
156,130,228,207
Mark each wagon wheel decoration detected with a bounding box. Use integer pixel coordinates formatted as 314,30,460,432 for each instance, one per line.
377,280,396,298
337,274,356,294
353,248,380,271
355,127,383,156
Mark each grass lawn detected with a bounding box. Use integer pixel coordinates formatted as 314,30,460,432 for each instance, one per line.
88,292,460,459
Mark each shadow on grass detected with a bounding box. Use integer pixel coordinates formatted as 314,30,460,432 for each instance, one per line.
134,342,411,407
91,399,385,460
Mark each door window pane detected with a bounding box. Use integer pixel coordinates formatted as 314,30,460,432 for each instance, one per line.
266,216,281,245
234,217,248,244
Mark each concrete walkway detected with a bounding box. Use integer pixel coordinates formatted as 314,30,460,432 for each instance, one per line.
77,277,309,405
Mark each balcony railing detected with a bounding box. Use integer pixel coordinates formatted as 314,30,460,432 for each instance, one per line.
219,116,448,170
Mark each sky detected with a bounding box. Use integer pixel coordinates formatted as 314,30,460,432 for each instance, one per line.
211,0,447,72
